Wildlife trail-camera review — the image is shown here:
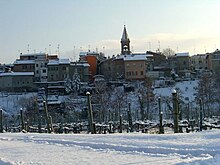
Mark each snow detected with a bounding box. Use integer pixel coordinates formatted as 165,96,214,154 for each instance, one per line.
154,80,198,102
48,59,70,65
176,52,190,57
0,130,219,165
13,60,35,64
122,54,152,61
0,72,34,77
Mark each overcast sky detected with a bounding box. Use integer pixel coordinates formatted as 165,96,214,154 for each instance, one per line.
0,0,219,63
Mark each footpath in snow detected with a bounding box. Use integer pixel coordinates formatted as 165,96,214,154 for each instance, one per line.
0,130,220,165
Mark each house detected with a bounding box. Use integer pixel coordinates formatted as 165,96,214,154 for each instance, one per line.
124,53,153,81
13,53,59,82
0,72,35,92
47,58,70,82
191,54,208,77
175,52,191,77
207,49,220,73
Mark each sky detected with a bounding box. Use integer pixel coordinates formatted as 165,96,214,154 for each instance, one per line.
0,0,220,64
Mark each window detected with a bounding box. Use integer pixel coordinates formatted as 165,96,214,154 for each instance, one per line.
42,69,46,73
36,70,39,74
140,71,143,75
36,64,39,67
22,65,27,69
62,66,66,70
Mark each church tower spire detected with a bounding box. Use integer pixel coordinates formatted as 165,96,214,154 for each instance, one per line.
121,25,131,55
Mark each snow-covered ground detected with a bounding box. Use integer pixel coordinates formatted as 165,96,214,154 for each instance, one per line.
154,80,198,102
0,130,219,165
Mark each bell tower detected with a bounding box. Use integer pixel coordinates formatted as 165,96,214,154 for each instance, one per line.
121,25,131,55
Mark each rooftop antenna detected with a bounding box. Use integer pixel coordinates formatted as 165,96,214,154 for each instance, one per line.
96,47,98,52
103,46,105,54
158,41,160,52
88,45,90,52
73,45,76,62
148,42,151,51
57,44,60,55
49,44,51,54
204,46,206,53
27,44,30,53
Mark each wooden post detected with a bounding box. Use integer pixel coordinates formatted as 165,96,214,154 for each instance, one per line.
172,89,179,133
49,115,54,133
0,109,3,133
178,103,183,133
86,92,95,134
20,108,25,131
43,101,51,133
199,98,203,131
127,102,133,132
119,115,122,133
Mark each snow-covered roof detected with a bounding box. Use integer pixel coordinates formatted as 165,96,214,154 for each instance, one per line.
123,54,153,61
20,53,47,57
59,58,70,64
71,63,90,67
13,60,35,65
0,72,34,77
48,59,70,65
79,52,87,56
176,52,190,57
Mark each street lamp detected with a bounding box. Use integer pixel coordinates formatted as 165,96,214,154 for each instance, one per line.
20,108,25,131
158,97,164,134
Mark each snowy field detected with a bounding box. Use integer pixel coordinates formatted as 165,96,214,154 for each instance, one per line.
0,130,220,165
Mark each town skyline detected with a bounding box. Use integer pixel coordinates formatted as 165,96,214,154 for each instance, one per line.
1,0,220,64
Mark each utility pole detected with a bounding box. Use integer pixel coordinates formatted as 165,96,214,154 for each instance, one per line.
86,92,95,134
172,89,179,133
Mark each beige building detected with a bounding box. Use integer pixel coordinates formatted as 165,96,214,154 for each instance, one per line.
124,54,153,81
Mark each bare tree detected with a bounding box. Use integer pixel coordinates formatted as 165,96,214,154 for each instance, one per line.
162,48,175,58
195,75,215,117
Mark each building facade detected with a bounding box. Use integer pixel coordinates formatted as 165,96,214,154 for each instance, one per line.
0,72,35,92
